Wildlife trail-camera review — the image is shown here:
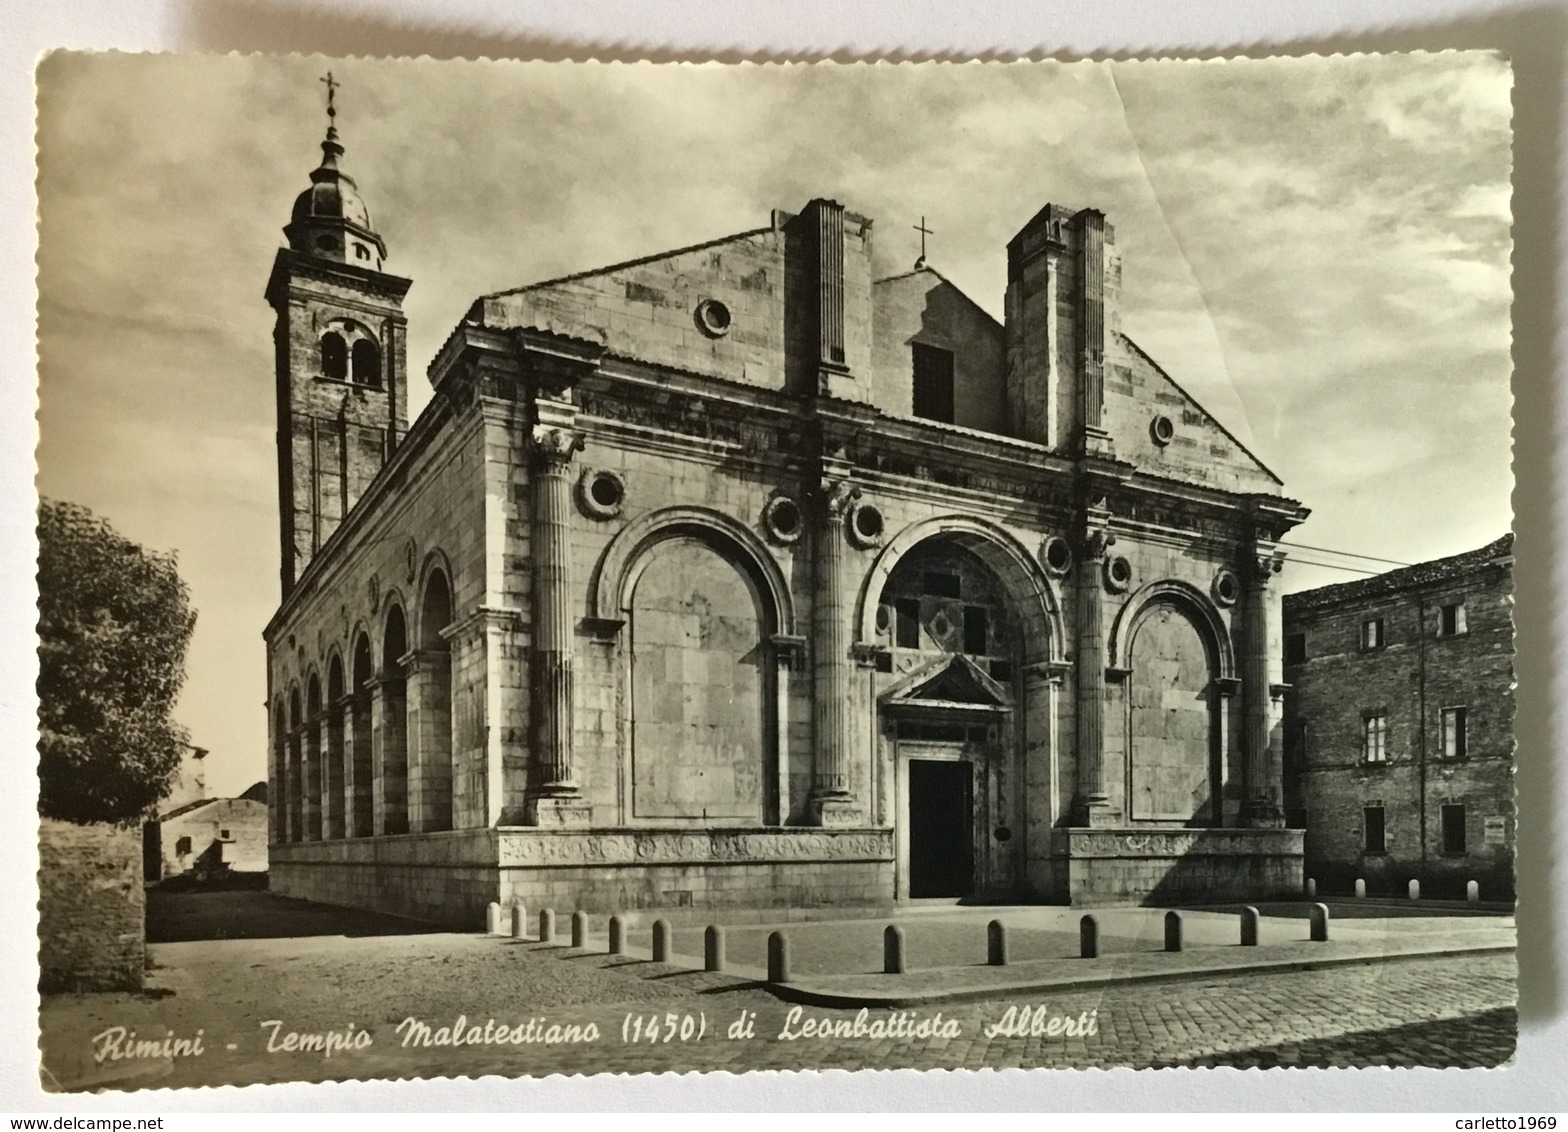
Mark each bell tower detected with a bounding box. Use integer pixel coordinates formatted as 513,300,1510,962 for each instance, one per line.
264,73,412,595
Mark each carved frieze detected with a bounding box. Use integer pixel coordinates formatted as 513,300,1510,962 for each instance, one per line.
496,828,894,867
1059,827,1303,858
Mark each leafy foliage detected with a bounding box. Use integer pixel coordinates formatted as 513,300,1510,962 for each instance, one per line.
37,500,197,825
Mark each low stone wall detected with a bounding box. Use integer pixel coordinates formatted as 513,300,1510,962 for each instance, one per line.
38,819,145,993
270,830,500,926
1055,827,1305,907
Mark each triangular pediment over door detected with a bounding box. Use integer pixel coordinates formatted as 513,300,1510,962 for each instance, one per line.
879,653,1013,717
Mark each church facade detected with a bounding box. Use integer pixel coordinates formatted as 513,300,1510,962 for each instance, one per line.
265,115,1310,926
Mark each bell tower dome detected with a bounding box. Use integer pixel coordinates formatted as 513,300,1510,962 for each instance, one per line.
265,73,412,595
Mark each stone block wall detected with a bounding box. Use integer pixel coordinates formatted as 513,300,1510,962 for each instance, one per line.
38,819,144,993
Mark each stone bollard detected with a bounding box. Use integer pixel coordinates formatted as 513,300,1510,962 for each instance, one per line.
538,908,555,944
1310,902,1330,942
1164,910,1183,953
768,931,791,983
486,901,502,934
1079,914,1099,959
1305,877,1317,899
652,919,672,963
987,920,1009,967
1355,878,1366,898
571,911,589,949
883,925,906,974
1241,906,1260,947
1468,880,1480,904
705,925,726,972
510,903,527,939
608,914,626,956
1409,878,1421,901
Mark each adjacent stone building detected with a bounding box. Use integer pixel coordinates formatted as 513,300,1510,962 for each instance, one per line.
265,108,1310,925
1282,535,1515,900
151,797,270,881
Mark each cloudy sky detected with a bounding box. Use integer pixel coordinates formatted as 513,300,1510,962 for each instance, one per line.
35,54,1513,797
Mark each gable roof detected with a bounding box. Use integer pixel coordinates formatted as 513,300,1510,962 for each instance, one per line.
1118,332,1282,487
873,264,1003,331
1284,534,1514,615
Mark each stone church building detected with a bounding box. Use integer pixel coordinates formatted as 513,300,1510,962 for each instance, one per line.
265,110,1310,925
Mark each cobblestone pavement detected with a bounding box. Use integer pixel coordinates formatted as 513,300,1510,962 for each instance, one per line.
40,933,1516,1090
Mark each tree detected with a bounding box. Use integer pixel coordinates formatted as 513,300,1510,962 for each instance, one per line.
37,500,197,825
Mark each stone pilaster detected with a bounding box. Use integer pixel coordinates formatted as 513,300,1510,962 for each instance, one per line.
403,647,454,833
319,708,342,840
1073,521,1118,826
302,713,322,841
808,478,861,826
348,689,373,837
370,673,408,835
333,695,357,839
524,412,592,826
1075,209,1113,457
1242,546,1286,828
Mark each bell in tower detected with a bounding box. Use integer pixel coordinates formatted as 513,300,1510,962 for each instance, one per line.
264,72,412,595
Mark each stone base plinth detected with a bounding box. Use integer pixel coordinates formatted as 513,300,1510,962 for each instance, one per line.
270,826,895,929
1051,826,1305,907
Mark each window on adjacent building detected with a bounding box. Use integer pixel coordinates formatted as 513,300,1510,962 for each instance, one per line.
1360,617,1385,650
1441,707,1468,759
1439,602,1468,637
1284,633,1307,665
912,342,956,423
1442,804,1467,856
175,836,192,856
894,598,921,649
1363,710,1388,763
1363,805,1386,855
962,606,989,655
219,828,230,839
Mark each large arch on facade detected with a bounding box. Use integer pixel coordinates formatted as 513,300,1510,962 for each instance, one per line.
1106,578,1235,680
592,505,797,637
855,515,1064,665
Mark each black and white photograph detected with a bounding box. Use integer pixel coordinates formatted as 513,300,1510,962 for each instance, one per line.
30,50,1520,1092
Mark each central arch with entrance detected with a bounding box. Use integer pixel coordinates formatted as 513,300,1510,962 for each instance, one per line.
858,517,1063,901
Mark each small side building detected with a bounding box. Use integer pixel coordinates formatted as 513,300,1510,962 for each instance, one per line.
1282,535,1514,900
152,798,269,881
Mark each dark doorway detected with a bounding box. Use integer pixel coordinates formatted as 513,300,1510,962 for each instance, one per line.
908,758,974,898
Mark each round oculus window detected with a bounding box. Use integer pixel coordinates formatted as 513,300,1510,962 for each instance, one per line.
762,495,803,544
1043,535,1073,576
847,501,886,548
1213,568,1241,608
695,298,732,338
1150,414,1176,446
577,468,626,520
1104,554,1133,593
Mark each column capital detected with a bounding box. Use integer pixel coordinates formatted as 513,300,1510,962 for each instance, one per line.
1023,658,1073,684
530,422,585,469
442,605,523,640
1247,548,1285,586
398,647,449,675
